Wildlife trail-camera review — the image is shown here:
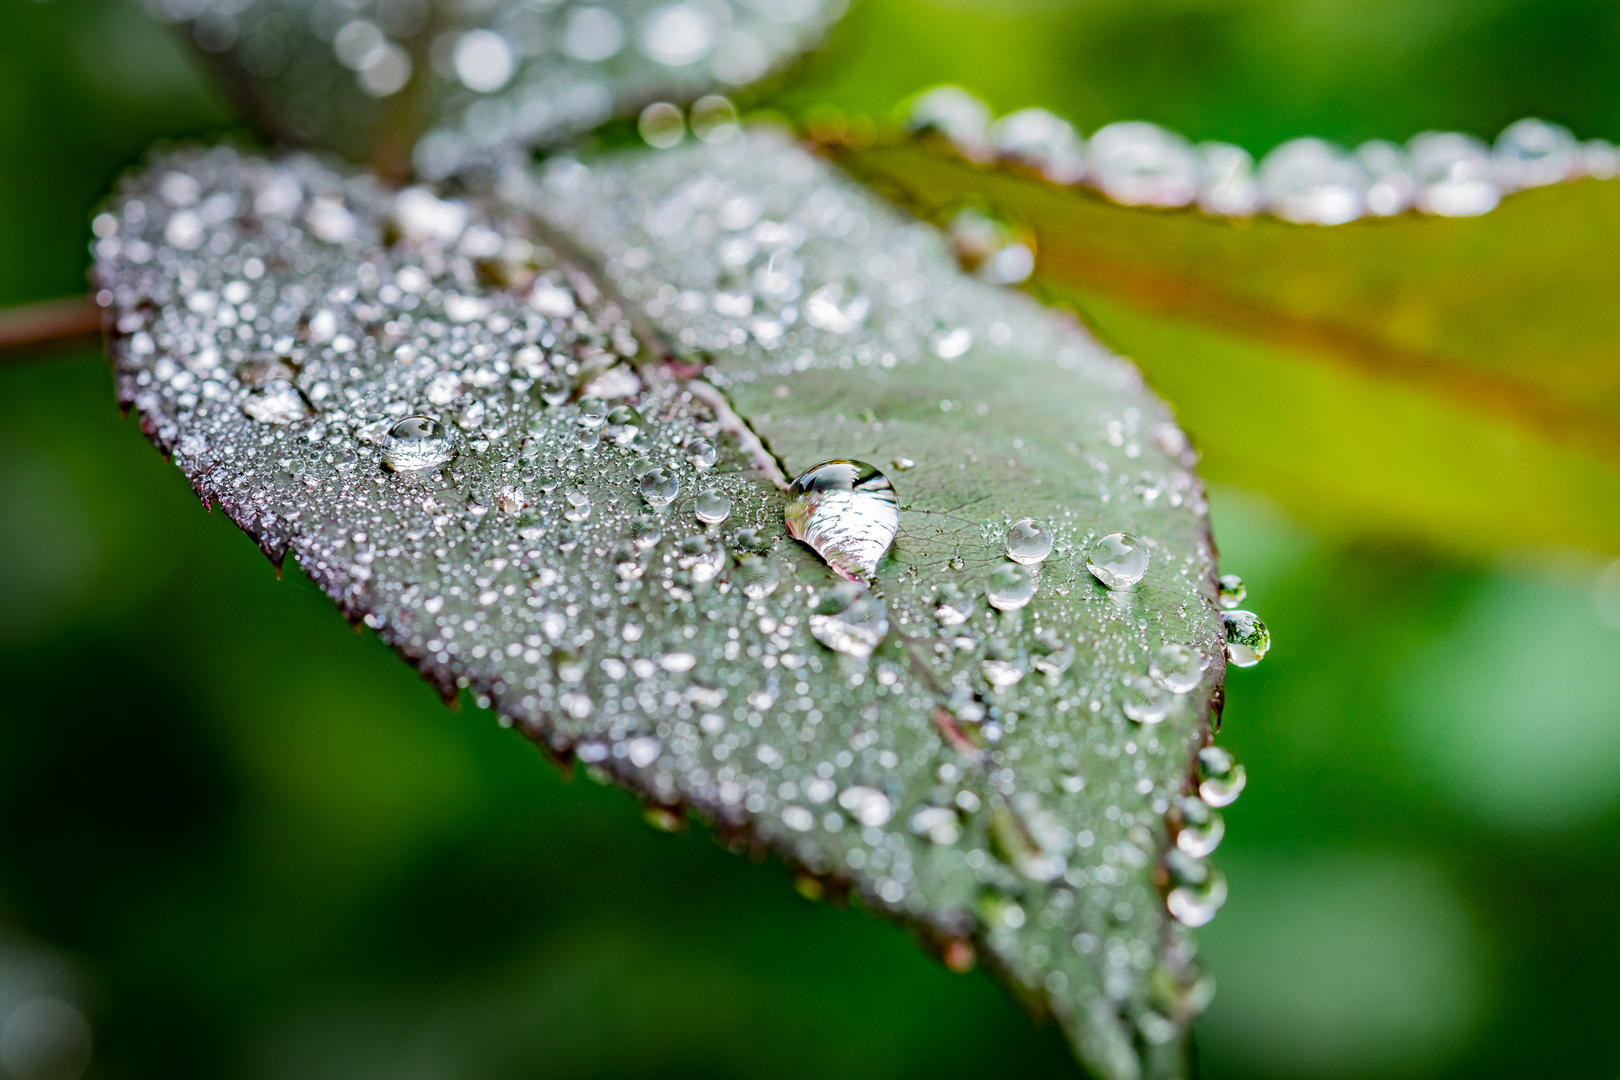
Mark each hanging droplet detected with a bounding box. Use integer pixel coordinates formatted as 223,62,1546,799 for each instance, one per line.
784,460,899,581
640,466,680,510
1121,676,1169,724
1085,531,1148,589
1223,609,1270,667
1004,517,1053,565
734,556,780,599
1150,643,1206,693
381,415,453,472
933,582,977,626
1217,573,1246,609
1172,797,1225,858
686,438,717,469
985,564,1036,611
694,489,732,524
562,488,592,522
808,581,889,658
1196,746,1247,808
1164,849,1227,927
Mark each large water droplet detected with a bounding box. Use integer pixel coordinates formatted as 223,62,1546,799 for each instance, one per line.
985,565,1036,611
809,581,889,658
1150,643,1206,693
686,438,717,469
734,556,780,599
629,514,663,549
563,488,592,522
381,415,452,472
1217,573,1246,609
784,460,899,581
1085,532,1148,589
1004,517,1054,565
1197,746,1247,808
934,583,977,626
1223,609,1270,667
694,489,732,524
640,466,680,509
1121,676,1169,724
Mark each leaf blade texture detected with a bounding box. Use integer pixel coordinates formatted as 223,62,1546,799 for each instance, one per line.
93,132,1230,1079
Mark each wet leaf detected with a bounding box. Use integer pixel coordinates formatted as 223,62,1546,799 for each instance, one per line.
830,136,1620,558
93,131,1234,1079
148,0,846,178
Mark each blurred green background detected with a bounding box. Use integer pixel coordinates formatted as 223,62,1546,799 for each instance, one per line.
4,0,1620,1076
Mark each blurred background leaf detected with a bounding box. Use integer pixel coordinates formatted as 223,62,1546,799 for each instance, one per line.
3,0,1620,1079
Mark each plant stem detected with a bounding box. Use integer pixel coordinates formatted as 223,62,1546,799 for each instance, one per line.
0,294,102,362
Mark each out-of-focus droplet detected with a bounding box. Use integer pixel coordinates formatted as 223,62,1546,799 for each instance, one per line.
1258,138,1367,225
991,107,1086,183
784,459,899,580
1409,132,1500,216
1197,746,1247,807
639,102,686,149
735,556,780,598
1087,121,1200,207
1493,117,1580,191
686,438,717,469
1223,609,1269,667
1031,631,1074,677
563,488,592,521
1086,531,1148,589
1005,517,1053,565
838,784,894,826
1173,796,1224,858
694,488,731,524
1217,573,1246,609
1197,142,1259,216
934,582,977,626
690,95,740,143
986,564,1037,611
1355,140,1417,216
906,85,993,160
982,639,1027,688
1165,849,1227,927
809,581,888,657
1150,643,1206,693
1122,676,1169,723
630,514,663,549
381,415,452,471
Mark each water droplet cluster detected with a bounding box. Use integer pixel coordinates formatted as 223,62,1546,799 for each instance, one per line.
95,131,1253,1079
898,86,1616,223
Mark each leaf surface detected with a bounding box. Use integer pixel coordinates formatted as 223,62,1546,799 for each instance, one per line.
831,137,1620,557
93,131,1234,1078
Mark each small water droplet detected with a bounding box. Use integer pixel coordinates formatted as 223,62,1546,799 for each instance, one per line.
981,639,1027,688
686,438,717,469
1164,849,1227,927
735,556,780,598
1223,610,1270,667
1217,574,1246,609
985,564,1036,611
1004,517,1053,565
640,466,680,509
694,489,732,524
933,582,977,626
1172,797,1224,858
381,415,453,472
577,397,608,428
990,793,1071,882
576,427,602,450
629,514,663,550
784,460,899,581
837,785,893,826
1085,532,1149,589
1121,676,1169,724
563,488,592,521
1150,643,1206,693
891,457,915,471
809,582,889,658
1197,746,1246,807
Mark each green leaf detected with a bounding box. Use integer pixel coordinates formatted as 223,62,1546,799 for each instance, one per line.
94,131,1237,1079
830,136,1620,557
147,0,846,177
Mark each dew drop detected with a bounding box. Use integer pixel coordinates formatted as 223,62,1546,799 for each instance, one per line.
985,565,1037,611
626,735,663,767
933,582,977,626
981,639,1027,688
694,489,732,524
1223,609,1270,667
1031,631,1074,677
686,438,717,469
640,466,680,509
784,460,899,581
1173,797,1224,858
605,404,643,445
577,397,608,428
837,785,893,826
808,581,889,658
735,556,780,599
629,514,663,550
563,488,592,521
242,383,311,424
930,325,973,359
1217,573,1246,609
1085,531,1148,589
1197,746,1247,807
1004,517,1053,565
909,805,962,846
1164,849,1227,927
1150,643,1206,693
1121,676,1169,724
381,415,452,472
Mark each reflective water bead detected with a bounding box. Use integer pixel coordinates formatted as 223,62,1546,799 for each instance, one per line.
934,583,977,626
1150,643,1206,694
629,514,663,550
1409,132,1500,217
1031,631,1074,677
909,804,962,846
808,581,889,658
981,639,1027,689
381,415,453,472
576,397,608,427
1121,676,1169,724
694,489,732,524
1197,142,1260,216
1164,849,1227,927
1197,746,1247,808
1258,138,1367,225
1172,797,1225,858
1004,517,1054,565
639,467,680,510
1217,573,1246,609
1223,609,1270,667
784,459,899,580
242,383,310,424
1087,121,1200,208
1493,118,1580,191
1085,532,1148,589
685,438,717,469
563,488,592,522
1355,140,1417,216
990,107,1086,183
734,556,780,599
985,564,1037,611
605,404,643,445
